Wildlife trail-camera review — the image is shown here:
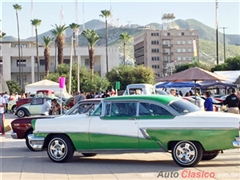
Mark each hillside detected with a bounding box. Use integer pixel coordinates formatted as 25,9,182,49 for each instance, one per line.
3,19,240,65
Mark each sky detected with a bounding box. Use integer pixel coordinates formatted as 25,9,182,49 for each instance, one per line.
1,0,239,39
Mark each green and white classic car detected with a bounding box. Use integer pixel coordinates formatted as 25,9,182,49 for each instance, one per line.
29,95,240,167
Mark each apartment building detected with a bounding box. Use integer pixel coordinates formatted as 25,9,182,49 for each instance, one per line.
134,29,199,78
0,41,119,85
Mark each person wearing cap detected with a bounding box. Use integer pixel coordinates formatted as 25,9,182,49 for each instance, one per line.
223,88,240,114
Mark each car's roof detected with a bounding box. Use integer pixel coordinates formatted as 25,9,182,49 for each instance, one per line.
80,98,102,102
104,95,178,105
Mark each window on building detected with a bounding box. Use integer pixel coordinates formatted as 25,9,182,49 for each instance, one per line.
152,57,160,61
164,33,167,36
181,32,184,36
16,60,26,67
188,40,192,44
182,49,186,52
177,41,181,44
151,33,159,36
40,59,45,66
151,49,159,53
188,57,193,60
167,32,170,36
188,48,192,52
15,44,27,48
177,49,181,53
178,57,182,60
85,59,90,67
64,59,70,64
190,32,195,36
182,57,186,60
151,40,159,45
17,75,27,82
182,41,185,44
40,75,45,80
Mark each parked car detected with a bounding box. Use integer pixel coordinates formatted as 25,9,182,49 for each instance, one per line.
11,98,101,151
28,95,240,167
7,99,17,113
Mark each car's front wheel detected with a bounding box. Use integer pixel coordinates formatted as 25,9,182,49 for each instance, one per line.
47,135,74,163
11,105,16,113
16,109,26,118
172,141,203,167
25,129,35,151
202,151,219,161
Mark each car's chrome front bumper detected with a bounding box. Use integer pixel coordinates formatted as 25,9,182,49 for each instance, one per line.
11,132,18,139
28,134,45,151
233,137,240,147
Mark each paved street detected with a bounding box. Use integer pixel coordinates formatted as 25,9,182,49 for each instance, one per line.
0,114,240,180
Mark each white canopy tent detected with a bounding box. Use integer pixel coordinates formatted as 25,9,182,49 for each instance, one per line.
25,80,71,98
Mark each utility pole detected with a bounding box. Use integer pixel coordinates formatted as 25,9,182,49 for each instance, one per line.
215,0,219,65
68,37,74,94
220,27,228,63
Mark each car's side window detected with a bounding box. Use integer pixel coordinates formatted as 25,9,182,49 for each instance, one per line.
92,103,102,116
139,102,172,116
31,98,43,105
104,102,137,117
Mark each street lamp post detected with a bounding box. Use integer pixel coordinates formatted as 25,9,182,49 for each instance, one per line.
68,36,74,95
220,27,228,63
77,55,80,92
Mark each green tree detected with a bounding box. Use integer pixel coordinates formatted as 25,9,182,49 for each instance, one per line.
211,56,240,71
100,9,111,73
13,4,22,86
69,23,80,63
31,19,42,81
46,64,109,93
119,32,132,65
42,36,53,77
52,24,68,64
6,80,22,94
106,65,155,90
81,29,101,79
51,29,58,70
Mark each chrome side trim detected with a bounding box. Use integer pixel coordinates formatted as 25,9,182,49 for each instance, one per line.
77,149,166,154
28,134,45,151
144,127,238,130
10,132,18,139
139,128,152,140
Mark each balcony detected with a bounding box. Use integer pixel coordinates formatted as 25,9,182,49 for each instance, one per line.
163,52,170,55
11,66,56,73
162,44,171,47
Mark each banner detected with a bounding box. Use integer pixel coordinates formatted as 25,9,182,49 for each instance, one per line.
59,77,65,89
193,39,198,63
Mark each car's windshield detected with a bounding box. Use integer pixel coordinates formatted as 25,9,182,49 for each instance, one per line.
169,99,201,115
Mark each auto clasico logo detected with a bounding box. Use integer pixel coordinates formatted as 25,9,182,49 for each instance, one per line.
157,170,216,178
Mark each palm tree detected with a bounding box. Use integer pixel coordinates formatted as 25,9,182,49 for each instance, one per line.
100,10,111,73
69,23,80,63
13,4,22,86
119,32,132,65
52,24,68,65
31,19,42,81
0,32,6,39
42,36,53,77
51,29,58,70
81,29,101,80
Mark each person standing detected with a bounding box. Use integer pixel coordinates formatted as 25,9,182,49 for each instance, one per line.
223,88,240,114
169,89,176,96
204,91,213,111
0,93,6,135
3,92,9,113
74,91,85,105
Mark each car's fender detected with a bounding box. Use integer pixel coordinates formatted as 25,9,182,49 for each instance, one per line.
16,107,31,116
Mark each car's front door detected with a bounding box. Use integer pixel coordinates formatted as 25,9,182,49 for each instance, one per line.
29,98,45,115
89,101,139,149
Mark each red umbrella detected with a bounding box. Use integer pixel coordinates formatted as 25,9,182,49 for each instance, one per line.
157,67,229,82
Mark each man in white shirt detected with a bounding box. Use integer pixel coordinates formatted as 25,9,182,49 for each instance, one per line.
0,93,6,135
3,92,9,113
40,100,52,116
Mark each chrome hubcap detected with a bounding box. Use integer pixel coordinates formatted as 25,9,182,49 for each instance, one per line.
18,110,24,116
49,139,67,160
175,142,196,164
